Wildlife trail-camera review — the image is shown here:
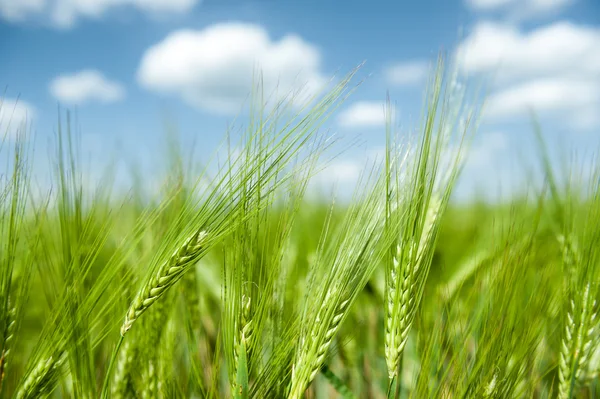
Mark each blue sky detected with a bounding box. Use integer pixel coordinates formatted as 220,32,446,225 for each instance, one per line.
1,0,599,200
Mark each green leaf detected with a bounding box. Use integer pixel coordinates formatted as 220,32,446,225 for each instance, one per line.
321,365,357,399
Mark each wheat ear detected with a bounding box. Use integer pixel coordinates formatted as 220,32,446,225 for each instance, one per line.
385,197,440,378
141,361,158,399
289,289,350,399
141,299,168,399
385,242,417,378
0,305,15,392
482,373,498,398
15,353,66,399
234,294,254,368
558,283,598,399
111,340,136,399
120,230,208,336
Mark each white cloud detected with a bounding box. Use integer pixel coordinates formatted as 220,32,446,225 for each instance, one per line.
457,21,600,81
0,0,198,28
308,158,364,199
49,70,125,105
0,98,35,138
384,60,429,86
137,23,326,114
457,21,600,129
337,101,395,128
0,0,45,21
465,0,573,18
321,160,362,183
485,77,600,119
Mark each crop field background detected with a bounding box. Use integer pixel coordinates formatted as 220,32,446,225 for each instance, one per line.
1,0,600,398
0,58,599,399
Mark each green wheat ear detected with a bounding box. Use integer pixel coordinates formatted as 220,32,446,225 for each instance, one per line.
558,284,598,399
15,353,67,399
382,54,477,390
385,196,441,379
121,229,208,336
111,340,136,399
0,305,15,391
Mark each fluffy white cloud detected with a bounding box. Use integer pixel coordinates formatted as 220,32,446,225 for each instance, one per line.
137,23,326,115
384,60,429,86
0,0,198,27
321,160,362,184
49,70,125,105
457,21,600,81
0,0,45,21
486,77,600,118
465,0,573,18
457,21,600,129
308,158,364,198
0,98,35,138
337,101,395,128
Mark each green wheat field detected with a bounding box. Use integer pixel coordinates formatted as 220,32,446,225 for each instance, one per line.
0,58,599,398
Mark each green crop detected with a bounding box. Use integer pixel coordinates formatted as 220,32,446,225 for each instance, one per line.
0,55,598,399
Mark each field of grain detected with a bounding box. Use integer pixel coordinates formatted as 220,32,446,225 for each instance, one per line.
0,60,598,399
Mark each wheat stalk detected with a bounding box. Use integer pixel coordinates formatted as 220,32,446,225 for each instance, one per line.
120,230,208,336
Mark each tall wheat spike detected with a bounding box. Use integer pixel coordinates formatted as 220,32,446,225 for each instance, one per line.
0,305,15,392
289,287,351,399
385,196,441,378
141,361,159,399
558,283,598,399
15,353,67,399
234,294,254,368
120,230,207,336
111,340,136,399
